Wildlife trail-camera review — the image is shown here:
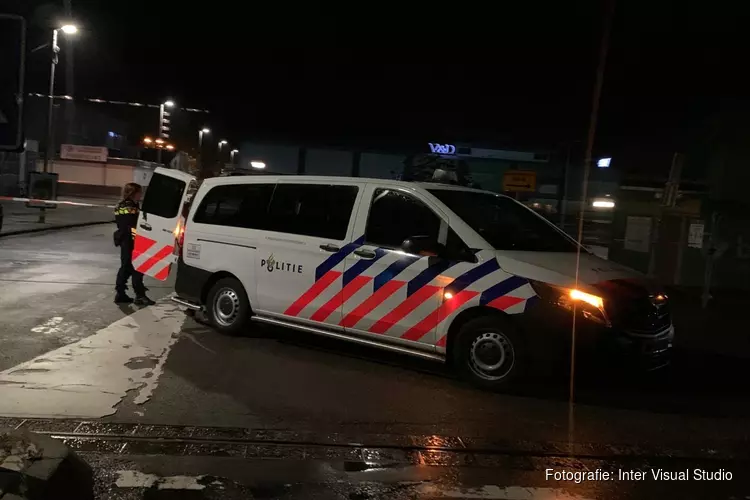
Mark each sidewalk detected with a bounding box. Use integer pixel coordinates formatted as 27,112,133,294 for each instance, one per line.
0,198,115,237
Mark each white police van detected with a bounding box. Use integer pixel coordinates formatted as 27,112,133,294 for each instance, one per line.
134,168,674,389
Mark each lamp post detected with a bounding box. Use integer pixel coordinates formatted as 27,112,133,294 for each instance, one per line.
218,140,228,163
230,149,239,164
38,24,76,224
157,99,174,164
42,24,77,174
198,127,210,149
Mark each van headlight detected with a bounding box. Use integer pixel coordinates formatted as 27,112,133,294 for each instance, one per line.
529,280,610,326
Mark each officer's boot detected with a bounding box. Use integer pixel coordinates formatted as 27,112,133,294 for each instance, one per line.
114,292,134,304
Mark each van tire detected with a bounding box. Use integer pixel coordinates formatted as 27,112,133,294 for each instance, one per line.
206,278,251,336
452,316,526,390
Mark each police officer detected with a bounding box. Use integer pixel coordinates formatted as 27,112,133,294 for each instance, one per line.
114,183,155,305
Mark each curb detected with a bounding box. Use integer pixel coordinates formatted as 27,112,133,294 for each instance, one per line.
0,220,114,238
0,430,93,500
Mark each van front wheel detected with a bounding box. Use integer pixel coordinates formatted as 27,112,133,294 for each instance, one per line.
207,277,251,335
453,316,526,390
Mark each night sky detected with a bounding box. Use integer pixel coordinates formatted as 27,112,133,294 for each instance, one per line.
7,0,750,175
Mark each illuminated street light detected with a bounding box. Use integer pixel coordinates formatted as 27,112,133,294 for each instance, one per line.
198,128,210,148
60,24,78,34
164,100,175,108
155,138,164,144
250,161,266,169
230,149,239,163
143,137,153,144
165,144,175,151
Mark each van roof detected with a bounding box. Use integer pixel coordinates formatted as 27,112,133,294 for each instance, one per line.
201,175,498,196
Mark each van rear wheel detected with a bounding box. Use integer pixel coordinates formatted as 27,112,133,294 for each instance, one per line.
453,316,526,390
207,277,251,335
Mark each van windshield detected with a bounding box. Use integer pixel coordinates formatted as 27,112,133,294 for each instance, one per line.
427,189,578,252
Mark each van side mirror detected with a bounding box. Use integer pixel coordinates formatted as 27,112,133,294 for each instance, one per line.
402,235,443,257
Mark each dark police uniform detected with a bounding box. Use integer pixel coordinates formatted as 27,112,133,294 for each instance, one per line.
114,198,148,302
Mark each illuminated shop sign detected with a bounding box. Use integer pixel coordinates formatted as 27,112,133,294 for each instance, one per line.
428,143,456,155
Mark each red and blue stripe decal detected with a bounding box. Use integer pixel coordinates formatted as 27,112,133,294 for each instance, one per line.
373,255,420,291
287,239,533,339
315,236,364,281
479,275,528,310
401,258,502,341
406,259,455,296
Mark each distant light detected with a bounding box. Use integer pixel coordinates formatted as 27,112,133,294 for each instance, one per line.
201,128,210,134
250,161,266,169
231,149,239,154
443,292,454,300
108,131,115,137
165,144,175,150
60,24,78,35
155,138,165,144
163,100,175,108
597,157,612,168
592,199,615,208
143,137,153,144
219,140,228,145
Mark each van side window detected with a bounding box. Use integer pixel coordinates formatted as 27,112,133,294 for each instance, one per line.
267,184,358,240
193,184,274,229
141,173,186,218
365,189,440,249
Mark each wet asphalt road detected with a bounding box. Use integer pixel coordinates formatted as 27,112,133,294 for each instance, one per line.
1,226,750,499
0,225,173,371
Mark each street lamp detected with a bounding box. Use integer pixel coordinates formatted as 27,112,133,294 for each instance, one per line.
198,127,210,148
38,23,77,224
230,149,239,163
42,23,78,174
157,99,174,163
218,140,228,151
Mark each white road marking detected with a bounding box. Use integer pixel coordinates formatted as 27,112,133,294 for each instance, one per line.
0,299,185,418
115,470,206,490
415,484,593,499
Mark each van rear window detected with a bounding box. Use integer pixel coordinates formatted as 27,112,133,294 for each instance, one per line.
142,173,186,219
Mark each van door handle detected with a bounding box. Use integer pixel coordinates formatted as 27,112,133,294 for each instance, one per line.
319,243,340,253
139,223,152,231
353,249,376,259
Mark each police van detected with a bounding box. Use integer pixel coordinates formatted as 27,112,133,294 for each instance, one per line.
134,168,674,389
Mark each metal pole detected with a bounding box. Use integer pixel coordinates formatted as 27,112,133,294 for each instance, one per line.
40,29,59,224
157,104,164,164
43,29,58,174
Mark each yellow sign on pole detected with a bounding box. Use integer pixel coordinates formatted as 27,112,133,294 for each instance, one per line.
503,170,537,192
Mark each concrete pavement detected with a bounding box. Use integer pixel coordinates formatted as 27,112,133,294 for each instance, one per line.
0,226,173,371
1,226,749,499
0,197,115,237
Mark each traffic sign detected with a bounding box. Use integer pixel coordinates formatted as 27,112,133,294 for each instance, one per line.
0,15,25,151
503,170,537,192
